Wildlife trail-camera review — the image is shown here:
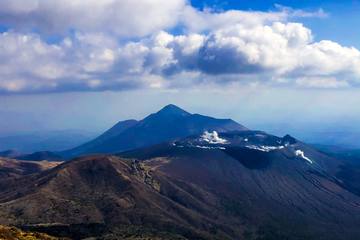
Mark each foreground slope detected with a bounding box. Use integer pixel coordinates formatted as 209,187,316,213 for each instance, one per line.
0,131,359,239
63,104,247,158
0,158,61,180
0,155,226,239
0,225,63,240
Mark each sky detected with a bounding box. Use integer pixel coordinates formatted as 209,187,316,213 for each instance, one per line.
0,0,360,137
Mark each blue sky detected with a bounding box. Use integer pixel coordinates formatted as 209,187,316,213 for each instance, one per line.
0,0,360,138
191,0,360,48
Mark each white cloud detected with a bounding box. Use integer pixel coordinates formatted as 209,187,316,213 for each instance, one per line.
0,32,65,92
295,77,350,89
274,4,327,18
180,4,326,33
0,0,186,37
0,31,137,93
295,40,360,77
0,1,359,93
195,22,311,75
124,24,360,88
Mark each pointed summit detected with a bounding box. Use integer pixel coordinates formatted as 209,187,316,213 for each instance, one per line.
156,104,191,117
63,104,247,157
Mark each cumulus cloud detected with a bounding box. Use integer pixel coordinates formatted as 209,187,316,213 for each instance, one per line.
193,23,360,85
0,1,359,93
0,0,186,37
114,24,360,88
0,31,143,93
180,4,326,34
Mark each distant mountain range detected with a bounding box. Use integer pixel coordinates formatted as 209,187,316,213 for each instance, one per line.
62,104,247,158
0,150,63,162
0,105,359,239
295,131,360,149
0,130,97,153
0,150,21,158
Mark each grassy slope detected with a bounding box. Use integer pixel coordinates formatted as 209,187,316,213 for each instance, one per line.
0,225,63,240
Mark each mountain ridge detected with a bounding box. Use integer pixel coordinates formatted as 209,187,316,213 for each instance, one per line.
62,105,247,158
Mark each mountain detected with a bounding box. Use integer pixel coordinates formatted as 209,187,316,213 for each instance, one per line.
0,130,97,153
311,145,360,196
1,131,359,239
16,151,63,162
298,130,360,149
0,157,61,180
0,150,63,162
61,120,138,158
0,150,21,158
313,144,360,163
63,104,247,158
